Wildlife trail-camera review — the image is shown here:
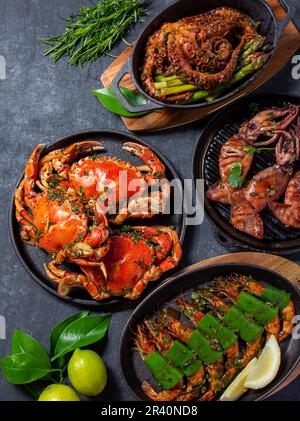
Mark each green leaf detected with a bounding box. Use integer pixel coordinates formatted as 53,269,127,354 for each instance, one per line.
227,162,243,189
12,330,50,368
52,315,112,361
25,380,47,400
50,311,89,379
0,353,57,385
91,87,150,117
50,311,89,357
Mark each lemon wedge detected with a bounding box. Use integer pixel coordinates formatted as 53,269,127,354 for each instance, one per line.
244,335,281,390
219,358,258,401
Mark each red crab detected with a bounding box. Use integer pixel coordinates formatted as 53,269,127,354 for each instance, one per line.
15,144,110,282
55,226,182,300
39,141,170,225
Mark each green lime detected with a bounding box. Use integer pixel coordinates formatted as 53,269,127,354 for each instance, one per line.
68,348,107,397
38,384,80,401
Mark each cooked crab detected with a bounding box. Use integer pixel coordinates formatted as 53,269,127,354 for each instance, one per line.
15,144,110,281
39,141,170,225
53,226,182,300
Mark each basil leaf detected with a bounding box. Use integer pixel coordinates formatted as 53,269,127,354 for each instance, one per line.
52,315,112,361
50,311,89,357
12,330,50,368
91,87,149,117
0,353,56,384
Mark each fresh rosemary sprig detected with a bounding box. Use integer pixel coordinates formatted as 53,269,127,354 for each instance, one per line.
40,0,146,66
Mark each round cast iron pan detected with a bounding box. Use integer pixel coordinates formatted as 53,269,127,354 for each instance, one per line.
193,94,300,254
9,130,186,310
119,263,300,401
111,0,295,112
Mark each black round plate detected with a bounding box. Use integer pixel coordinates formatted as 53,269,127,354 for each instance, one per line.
9,130,186,309
193,94,300,254
119,263,300,401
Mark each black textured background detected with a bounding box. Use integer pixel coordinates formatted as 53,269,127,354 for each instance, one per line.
0,0,300,401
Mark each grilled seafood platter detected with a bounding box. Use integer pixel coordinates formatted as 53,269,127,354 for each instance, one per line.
206,103,300,239
141,6,270,104
14,140,182,301
134,273,296,401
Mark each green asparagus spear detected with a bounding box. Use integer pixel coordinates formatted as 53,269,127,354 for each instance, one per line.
157,84,197,97
154,78,185,89
205,53,269,101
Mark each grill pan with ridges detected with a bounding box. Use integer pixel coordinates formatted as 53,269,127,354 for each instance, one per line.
193,94,300,254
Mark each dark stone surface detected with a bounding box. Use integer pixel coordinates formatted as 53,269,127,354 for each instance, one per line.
0,0,299,401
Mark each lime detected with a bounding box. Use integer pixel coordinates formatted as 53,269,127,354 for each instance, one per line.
38,384,80,401
68,348,107,397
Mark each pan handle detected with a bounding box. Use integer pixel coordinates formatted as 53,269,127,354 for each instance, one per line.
276,0,296,41
110,58,164,114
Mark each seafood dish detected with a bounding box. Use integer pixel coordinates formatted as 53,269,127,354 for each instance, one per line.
206,104,300,239
141,7,270,104
135,274,295,401
14,141,182,301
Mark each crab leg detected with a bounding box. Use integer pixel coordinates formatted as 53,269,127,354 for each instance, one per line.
123,142,166,183
123,227,182,300
15,145,46,243
39,141,104,187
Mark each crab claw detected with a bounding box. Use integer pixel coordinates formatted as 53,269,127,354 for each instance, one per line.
123,142,166,183
39,140,104,183
239,105,299,145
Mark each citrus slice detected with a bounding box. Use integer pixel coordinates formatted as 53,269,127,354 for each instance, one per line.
219,358,258,401
244,335,281,390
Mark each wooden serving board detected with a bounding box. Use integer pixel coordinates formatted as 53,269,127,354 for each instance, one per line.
101,0,300,132
167,252,300,399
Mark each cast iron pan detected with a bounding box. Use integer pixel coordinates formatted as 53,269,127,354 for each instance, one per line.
111,0,296,113
119,263,300,401
9,130,186,309
193,94,300,254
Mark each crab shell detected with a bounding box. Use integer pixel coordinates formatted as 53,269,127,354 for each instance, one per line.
39,141,171,225
56,226,182,300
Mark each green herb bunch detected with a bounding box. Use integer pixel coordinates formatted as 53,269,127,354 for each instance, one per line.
40,0,146,66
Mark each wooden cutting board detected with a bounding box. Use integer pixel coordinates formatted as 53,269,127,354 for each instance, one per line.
168,252,300,398
101,0,300,132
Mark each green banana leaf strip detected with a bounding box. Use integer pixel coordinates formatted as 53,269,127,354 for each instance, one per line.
144,351,168,376
223,306,264,342
91,87,151,117
187,330,222,365
261,285,291,310
236,291,278,324
197,313,237,350
144,351,183,390
155,365,184,390
165,340,201,376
